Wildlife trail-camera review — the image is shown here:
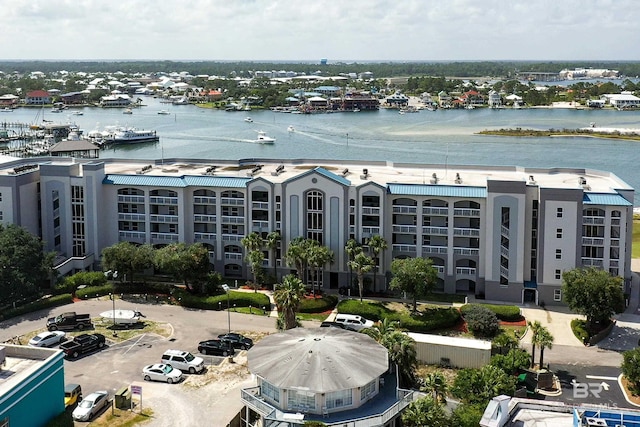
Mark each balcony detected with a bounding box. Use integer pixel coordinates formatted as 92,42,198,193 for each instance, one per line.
194,232,216,242
118,230,145,240
194,214,217,223
193,196,216,204
225,253,243,261
392,205,417,214
221,215,244,224
422,245,448,254
583,216,605,225
118,194,145,203
422,226,448,235
252,201,269,210
252,220,270,230
392,225,417,234
434,265,445,274
454,208,480,217
150,232,178,242
118,213,146,221
456,267,477,276
392,244,417,253
149,214,179,223
222,234,243,242
422,207,448,216
149,196,178,205
454,247,479,256
220,197,244,206
362,226,381,237
453,227,480,237
582,257,604,267
582,237,604,246
362,207,380,215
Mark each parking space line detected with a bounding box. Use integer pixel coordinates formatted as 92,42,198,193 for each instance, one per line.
122,334,147,356
586,375,618,381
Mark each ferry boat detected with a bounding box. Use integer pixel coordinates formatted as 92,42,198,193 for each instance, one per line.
102,127,159,145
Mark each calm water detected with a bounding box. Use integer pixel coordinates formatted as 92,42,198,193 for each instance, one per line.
4,97,640,203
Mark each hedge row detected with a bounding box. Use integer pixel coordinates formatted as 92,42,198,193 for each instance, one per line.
0,294,74,322
460,303,522,322
173,289,270,311
76,284,114,299
571,319,589,344
337,300,461,332
299,295,339,313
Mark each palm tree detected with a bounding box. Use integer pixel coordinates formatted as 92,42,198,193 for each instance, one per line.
285,237,308,281
382,330,417,386
241,232,263,253
273,274,306,330
528,320,542,368
265,231,281,284
345,239,362,289
246,250,265,291
537,327,554,369
307,245,334,296
367,235,388,292
362,317,397,343
348,251,375,302
422,372,448,404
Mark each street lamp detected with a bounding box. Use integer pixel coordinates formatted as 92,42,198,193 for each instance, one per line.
108,293,117,336
222,284,231,334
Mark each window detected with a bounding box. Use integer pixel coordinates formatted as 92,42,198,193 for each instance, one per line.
326,389,352,409
261,380,280,403
0,211,3,221
361,380,376,401
288,389,315,411
0,192,2,201
556,228,562,238
555,249,562,259
555,269,561,280
557,207,563,218
554,289,562,301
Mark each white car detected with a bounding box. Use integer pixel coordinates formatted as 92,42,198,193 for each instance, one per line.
142,363,183,384
28,331,66,347
71,390,109,421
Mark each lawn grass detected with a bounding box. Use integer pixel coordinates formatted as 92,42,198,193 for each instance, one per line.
633,217,640,258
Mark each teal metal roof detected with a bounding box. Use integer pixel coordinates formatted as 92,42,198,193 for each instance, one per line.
314,167,351,186
103,174,250,188
388,184,487,198
583,193,633,206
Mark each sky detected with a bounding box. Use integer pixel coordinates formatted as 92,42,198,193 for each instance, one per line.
2,0,639,62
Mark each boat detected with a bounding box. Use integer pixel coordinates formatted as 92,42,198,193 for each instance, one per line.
287,125,295,132
51,108,63,113
102,127,159,145
244,117,253,123
99,309,145,327
1,107,13,112
123,108,133,115
158,110,170,115
71,110,83,116
254,130,275,144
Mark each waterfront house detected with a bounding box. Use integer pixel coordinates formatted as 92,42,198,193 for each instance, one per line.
488,90,502,108
25,90,51,105
602,92,640,109
99,94,132,108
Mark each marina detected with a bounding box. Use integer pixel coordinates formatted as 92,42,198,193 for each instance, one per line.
1,96,639,203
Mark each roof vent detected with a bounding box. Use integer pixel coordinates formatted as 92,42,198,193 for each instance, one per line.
342,168,349,176
579,176,591,190
430,173,439,184
248,164,263,177
360,168,369,179
205,165,217,175
528,175,537,185
136,164,153,174
455,172,462,184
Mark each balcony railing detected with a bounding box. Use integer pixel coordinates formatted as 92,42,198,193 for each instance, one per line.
582,257,604,267
501,225,509,237
225,253,243,261
392,244,417,253
434,265,445,274
362,207,380,215
194,214,217,223
392,205,417,214
456,267,477,276
118,195,145,203
149,196,178,205
392,225,417,233
500,246,509,258
222,234,243,242
453,227,480,237
454,208,480,217
118,213,146,221
422,207,448,216
149,214,179,223
454,247,480,256
194,232,216,241
362,226,381,237
119,231,145,239
583,216,605,225
500,265,509,277
220,197,244,206
582,237,604,246
221,215,244,224
422,245,448,254
150,232,178,242
193,196,216,204
422,226,448,235
252,201,269,210
252,220,270,230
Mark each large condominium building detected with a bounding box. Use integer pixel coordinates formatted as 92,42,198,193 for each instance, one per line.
0,156,633,305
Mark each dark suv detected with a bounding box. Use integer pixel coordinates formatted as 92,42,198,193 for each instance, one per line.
197,339,235,356
217,333,254,350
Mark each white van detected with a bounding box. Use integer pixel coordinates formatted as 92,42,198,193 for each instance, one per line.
161,350,205,374
334,314,375,331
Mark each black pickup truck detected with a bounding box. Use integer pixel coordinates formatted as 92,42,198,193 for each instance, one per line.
47,312,92,331
59,333,106,358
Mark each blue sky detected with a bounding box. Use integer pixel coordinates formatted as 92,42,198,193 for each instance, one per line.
2,0,639,61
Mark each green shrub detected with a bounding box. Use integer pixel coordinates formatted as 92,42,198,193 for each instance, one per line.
76,284,114,299
571,319,589,343
464,305,500,338
0,294,74,322
299,295,338,313
173,289,270,311
460,304,522,321
336,300,393,322
113,281,175,295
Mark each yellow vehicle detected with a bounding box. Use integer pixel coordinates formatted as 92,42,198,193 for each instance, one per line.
64,383,82,408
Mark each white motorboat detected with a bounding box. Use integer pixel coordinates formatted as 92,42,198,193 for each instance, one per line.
244,117,253,123
254,130,275,144
100,309,145,326
1,107,13,112
158,110,170,115
71,110,84,116
123,108,133,114
287,125,295,132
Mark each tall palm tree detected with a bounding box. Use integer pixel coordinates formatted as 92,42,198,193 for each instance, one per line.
241,232,263,253
367,235,388,292
273,274,306,330
246,250,265,291
528,320,542,368
265,231,281,283
307,245,334,296
285,237,308,281
345,239,362,289
422,372,449,404
381,330,417,387
362,317,397,343
348,251,375,302
537,327,554,369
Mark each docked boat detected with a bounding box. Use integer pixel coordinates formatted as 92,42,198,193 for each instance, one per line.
158,110,170,115
244,117,253,123
1,107,13,112
254,130,275,144
123,108,133,114
103,127,159,145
